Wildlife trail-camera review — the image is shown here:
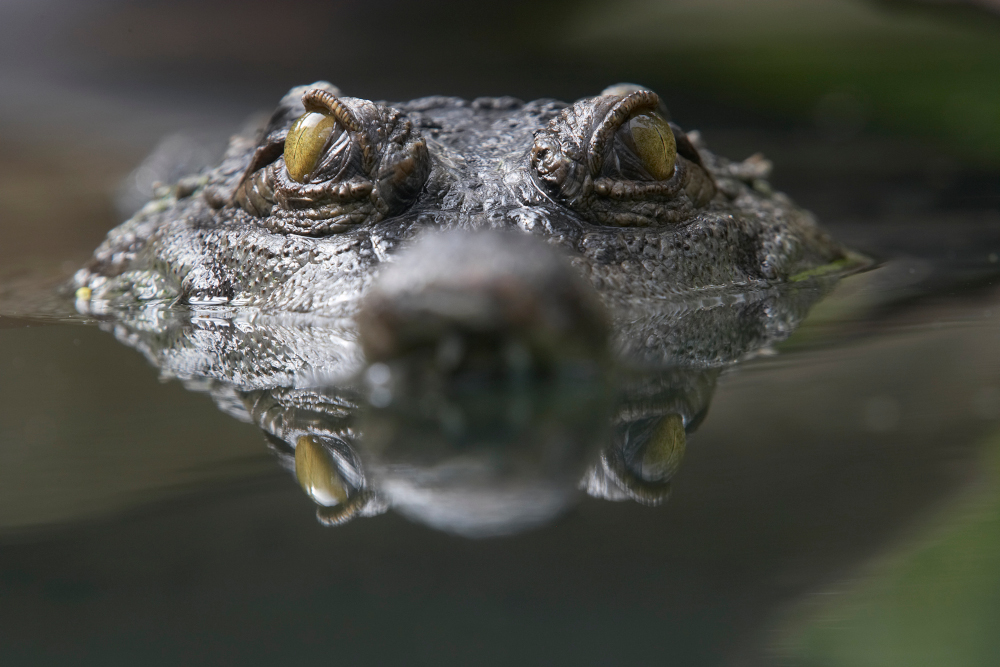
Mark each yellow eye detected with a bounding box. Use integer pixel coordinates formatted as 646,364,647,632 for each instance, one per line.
628,112,676,181
284,111,341,183
294,435,349,506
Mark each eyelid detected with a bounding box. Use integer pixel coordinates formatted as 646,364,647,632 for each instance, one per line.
587,90,662,176
302,89,375,173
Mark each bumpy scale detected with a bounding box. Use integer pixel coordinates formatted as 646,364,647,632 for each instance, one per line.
74,81,850,321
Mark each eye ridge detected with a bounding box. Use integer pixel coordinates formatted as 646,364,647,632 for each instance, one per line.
590,92,677,186
283,89,374,186
301,89,375,172
529,86,717,225
586,90,662,176
232,87,431,234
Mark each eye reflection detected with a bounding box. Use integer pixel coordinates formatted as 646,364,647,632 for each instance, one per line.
639,413,686,482
294,435,349,506
357,371,609,537
81,231,840,537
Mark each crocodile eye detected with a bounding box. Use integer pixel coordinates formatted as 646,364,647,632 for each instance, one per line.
234,86,430,234
284,111,343,183
625,112,676,181
602,108,678,182
530,88,716,226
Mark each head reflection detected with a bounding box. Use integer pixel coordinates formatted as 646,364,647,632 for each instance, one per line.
87,230,840,536
359,370,608,537
252,361,708,537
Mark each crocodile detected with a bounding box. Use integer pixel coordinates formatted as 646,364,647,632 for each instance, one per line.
67,82,861,535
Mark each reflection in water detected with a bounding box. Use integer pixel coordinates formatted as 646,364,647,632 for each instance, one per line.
242,354,708,536
66,231,844,536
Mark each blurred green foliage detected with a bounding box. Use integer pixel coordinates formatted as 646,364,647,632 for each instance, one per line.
569,0,1000,164
779,427,1000,666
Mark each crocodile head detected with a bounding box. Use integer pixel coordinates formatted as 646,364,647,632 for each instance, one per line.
74,81,851,321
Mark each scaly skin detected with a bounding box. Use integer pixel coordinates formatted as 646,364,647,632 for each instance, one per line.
74,82,849,321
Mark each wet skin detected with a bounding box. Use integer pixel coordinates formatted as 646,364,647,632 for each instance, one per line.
73,82,850,321
67,83,858,534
